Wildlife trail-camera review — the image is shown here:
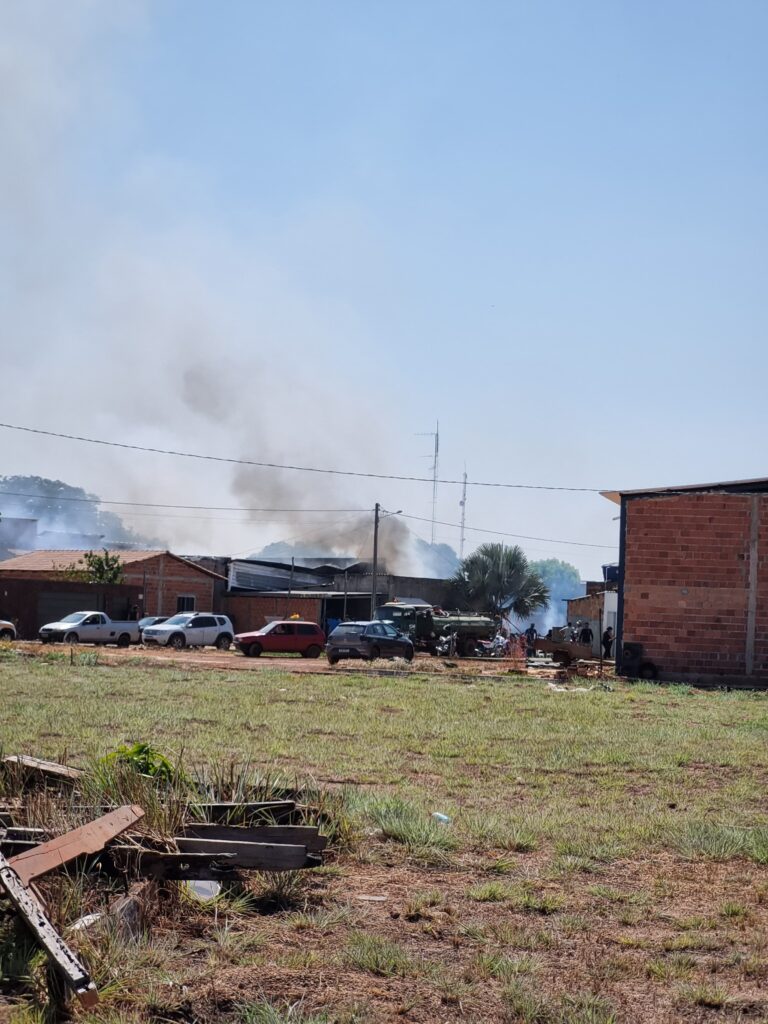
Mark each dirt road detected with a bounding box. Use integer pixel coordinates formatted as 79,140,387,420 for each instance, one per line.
13,640,529,680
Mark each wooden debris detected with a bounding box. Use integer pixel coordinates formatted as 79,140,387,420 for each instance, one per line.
9,805,144,886
110,848,241,881
174,837,321,870
109,880,156,939
180,822,328,853
2,755,83,783
0,852,98,1007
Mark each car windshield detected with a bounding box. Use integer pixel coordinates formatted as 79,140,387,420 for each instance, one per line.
330,624,364,639
60,613,87,624
163,614,192,626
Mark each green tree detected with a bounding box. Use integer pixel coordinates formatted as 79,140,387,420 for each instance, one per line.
451,543,549,617
58,549,125,583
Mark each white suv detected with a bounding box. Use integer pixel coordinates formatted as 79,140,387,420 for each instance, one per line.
141,613,234,651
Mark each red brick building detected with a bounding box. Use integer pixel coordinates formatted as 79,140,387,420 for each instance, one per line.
0,550,225,619
604,479,768,684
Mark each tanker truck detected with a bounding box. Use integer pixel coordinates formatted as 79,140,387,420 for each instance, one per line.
375,601,496,656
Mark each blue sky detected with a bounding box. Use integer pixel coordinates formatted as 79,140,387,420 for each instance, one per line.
2,1,766,576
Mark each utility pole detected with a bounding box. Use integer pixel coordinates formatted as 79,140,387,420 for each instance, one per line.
370,503,380,618
459,469,467,560
370,505,401,618
431,421,439,546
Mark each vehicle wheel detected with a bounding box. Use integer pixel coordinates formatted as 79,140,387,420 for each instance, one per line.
328,654,339,666
404,648,414,662
0,629,13,642
245,642,262,658
639,660,658,680
461,636,478,657
215,634,232,651
169,633,186,651
369,645,381,661
64,632,79,644
304,644,322,659
116,633,130,648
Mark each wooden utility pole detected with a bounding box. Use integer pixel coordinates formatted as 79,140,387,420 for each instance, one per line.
370,503,380,618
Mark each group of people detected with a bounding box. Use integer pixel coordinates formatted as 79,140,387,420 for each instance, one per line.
554,620,614,658
530,620,615,659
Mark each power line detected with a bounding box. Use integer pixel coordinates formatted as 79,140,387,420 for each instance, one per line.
0,489,614,550
0,422,603,492
0,489,364,514
397,511,617,549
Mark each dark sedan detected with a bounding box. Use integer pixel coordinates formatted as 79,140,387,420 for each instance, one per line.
138,616,168,633
326,621,414,665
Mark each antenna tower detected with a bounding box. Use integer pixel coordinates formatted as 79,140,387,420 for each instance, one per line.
459,468,467,560
416,421,440,545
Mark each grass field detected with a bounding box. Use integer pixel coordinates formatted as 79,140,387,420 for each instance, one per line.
2,647,768,1023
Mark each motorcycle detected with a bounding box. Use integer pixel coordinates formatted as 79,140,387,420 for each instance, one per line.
435,631,459,657
475,633,510,658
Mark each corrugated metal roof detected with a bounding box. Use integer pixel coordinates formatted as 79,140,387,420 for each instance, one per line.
602,476,768,504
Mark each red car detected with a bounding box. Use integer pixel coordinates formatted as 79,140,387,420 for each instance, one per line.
234,619,326,658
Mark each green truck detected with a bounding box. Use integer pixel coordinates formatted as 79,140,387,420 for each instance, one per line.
374,601,496,656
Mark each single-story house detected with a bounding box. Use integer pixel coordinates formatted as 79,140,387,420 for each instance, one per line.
0,549,226,619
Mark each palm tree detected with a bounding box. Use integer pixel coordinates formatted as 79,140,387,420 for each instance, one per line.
451,543,549,618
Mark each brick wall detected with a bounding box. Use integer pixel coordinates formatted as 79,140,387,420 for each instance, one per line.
221,595,323,633
121,555,215,618
0,579,143,639
622,492,764,680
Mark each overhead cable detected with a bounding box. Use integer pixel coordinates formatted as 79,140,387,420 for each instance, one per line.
396,511,617,549
0,422,603,492
0,489,363,514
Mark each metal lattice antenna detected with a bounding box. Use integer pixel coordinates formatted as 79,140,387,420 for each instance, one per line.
459,467,467,560
415,422,440,546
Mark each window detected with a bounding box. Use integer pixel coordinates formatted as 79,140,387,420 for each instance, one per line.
177,595,196,613
298,624,318,635
366,623,386,637
194,616,217,628
382,623,399,638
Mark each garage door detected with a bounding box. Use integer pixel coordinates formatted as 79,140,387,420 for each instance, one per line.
37,592,96,630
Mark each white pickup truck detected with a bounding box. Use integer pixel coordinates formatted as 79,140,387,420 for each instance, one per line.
39,611,140,647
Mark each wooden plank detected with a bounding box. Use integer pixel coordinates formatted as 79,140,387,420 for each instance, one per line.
2,755,83,782
180,823,328,853
0,852,98,1007
174,837,319,869
9,805,144,886
110,848,241,881
186,801,296,824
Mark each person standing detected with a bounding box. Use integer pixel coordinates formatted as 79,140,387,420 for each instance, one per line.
602,626,614,659
524,622,538,656
578,622,594,647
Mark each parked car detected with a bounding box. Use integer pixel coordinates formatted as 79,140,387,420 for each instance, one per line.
141,613,234,650
138,616,168,630
326,621,414,665
39,612,140,647
0,619,16,642
234,620,325,658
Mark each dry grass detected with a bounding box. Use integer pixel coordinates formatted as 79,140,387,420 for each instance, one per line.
2,651,768,1022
